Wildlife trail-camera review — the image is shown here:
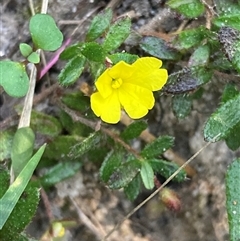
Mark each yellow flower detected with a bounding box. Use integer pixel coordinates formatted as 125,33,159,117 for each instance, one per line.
90,57,168,124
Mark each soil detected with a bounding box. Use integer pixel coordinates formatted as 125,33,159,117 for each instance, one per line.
1,0,239,241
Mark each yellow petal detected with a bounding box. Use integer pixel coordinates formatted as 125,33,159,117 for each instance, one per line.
125,57,168,91
95,69,113,99
90,91,121,124
132,57,163,69
147,68,168,91
95,61,134,99
119,83,154,119
108,61,134,79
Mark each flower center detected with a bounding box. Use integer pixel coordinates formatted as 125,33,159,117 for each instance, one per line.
111,78,123,89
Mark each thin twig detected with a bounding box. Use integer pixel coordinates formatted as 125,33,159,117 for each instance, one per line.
40,188,54,221
28,0,35,15
106,0,122,9
102,134,220,241
69,197,105,240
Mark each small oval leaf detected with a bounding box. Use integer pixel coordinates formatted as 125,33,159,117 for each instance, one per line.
120,120,148,141
100,151,122,183
19,43,33,57
80,42,106,62
167,0,205,18
141,136,174,158
27,52,40,64
29,14,63,51
108,53,139,64
140,161,154,190
124,174,141,201
204,93,240,142
108,159,141,189
0,61,29,97
39,162,82,187
103,17,131,52
58,55,86,86
149,158,186,182
86,8,113,42
140,36,180,60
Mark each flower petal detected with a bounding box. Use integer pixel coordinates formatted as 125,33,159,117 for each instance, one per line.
125,57,168,91
108,61,134,80
147,68,168,91
90,91,121,124
95,69,113,99
95,61,134,99
133,57,163,70
119,83,154,119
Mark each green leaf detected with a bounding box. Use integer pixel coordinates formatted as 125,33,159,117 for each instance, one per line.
218,27,240,73
11,127,35,177
39,162,82,187
0,128,15,161
0,61,29,97
61,91,90,112
58,55,86,86
59,111,92,136
221,84,239,103
172,94,192,119
141,136,174,158
89,61,105,80
149,158,186,182
86,8,113,42
108,53,139,64
140,36,180,60
31,110,62,137
29,14,63,51
0,144,46,230
222,85,240,150
214,0,240,15
100,151,122,182
69,132,102,159
0,170,10,198
213,14,240,31
188,45,210,66
80,42,106,62
120,120,147,141
60,43,82,60
164,66,212,94
226,158,240,240
87,146,109,164
0,183,39,240
124,174,141,201
167,0,205,18
225,122,240,150
102,17,131,52
204,93,240,142
108,159,141,189
173,26,209,49
27,52,40,64
41,135,81,163
19,43,33,57
140,161,154,190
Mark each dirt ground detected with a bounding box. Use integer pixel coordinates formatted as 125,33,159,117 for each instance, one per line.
1,0,239,240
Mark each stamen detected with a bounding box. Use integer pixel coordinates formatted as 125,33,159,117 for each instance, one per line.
111,78,123,89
